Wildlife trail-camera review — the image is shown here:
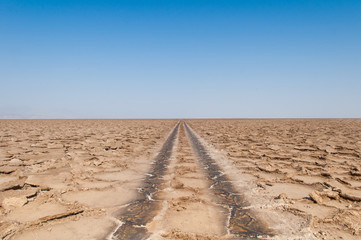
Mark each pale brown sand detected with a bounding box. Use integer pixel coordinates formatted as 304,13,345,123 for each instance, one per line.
1,119,360,239
0,119,178,239
187,119,361,239
147,123,227,239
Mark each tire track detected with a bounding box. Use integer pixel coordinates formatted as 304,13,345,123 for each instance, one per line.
184,122,274,239
111,121,180,240
147,121,228,239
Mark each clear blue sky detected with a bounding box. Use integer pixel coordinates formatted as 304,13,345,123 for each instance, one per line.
1,0,360,118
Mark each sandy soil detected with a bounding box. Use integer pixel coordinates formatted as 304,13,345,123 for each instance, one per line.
0,119,178,239
147,123,227,239
187,119,361,239
1,119,360,239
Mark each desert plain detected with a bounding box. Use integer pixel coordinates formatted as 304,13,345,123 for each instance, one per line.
0,119,361,239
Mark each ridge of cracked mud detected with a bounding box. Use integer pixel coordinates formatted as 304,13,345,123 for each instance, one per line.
2,119,360,239
112,122,180,240
184,122,274,239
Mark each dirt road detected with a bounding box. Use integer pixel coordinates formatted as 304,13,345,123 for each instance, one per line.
2,119,360,239
110,121,273,239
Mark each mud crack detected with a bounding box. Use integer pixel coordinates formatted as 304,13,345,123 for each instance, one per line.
111,122,180,240
184,122,274,239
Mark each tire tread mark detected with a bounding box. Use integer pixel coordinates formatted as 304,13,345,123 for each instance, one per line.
112,122,180,240
184,122,274,239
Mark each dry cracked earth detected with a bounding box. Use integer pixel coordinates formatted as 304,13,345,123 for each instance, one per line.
0,119,361,239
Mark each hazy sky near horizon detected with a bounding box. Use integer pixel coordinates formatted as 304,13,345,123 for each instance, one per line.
1,0,360,118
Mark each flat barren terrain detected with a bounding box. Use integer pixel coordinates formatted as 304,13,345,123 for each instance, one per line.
1,119,361,239
187,119,361,239
0,119,178,239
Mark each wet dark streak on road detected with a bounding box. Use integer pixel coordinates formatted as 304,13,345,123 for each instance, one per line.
111,121,180,240
184,121,274,239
